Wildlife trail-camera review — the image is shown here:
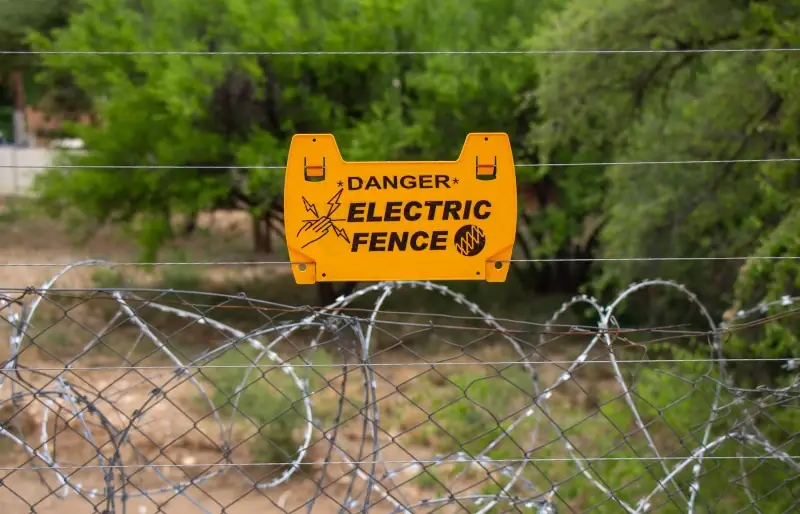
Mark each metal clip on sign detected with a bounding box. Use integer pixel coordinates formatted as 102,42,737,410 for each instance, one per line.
283,133,517,284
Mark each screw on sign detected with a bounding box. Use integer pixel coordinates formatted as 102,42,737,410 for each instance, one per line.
283,133,518,283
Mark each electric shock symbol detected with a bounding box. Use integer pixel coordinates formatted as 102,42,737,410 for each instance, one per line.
453,224,486,257
297,188,351,249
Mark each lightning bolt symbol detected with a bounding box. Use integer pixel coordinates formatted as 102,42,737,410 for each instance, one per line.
332,225,350,244
326,188,344,218
302,197,318,218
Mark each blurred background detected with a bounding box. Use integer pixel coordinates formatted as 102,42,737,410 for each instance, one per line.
0,2,798,512
1,0,797,324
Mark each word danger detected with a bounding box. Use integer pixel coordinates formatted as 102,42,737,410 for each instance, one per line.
347,174,451,190
347,200,492,253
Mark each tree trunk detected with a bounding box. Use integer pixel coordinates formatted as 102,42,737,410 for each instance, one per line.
316,282,357,306
183,211,199,236
252,213,264,252
261,211,273,253
162,205,174,236
252,211,273,253
514,180,605,295
11,71,29,146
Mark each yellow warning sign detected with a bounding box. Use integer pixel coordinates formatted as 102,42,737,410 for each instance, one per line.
283,133,517,284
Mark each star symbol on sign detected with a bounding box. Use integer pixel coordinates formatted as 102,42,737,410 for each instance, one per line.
453,177,459,185
337,180,343,188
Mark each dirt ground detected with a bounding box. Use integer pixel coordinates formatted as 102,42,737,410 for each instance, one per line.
0,199,607,514
0,198,284,290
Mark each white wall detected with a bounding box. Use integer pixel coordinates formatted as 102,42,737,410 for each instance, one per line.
0,147,56,195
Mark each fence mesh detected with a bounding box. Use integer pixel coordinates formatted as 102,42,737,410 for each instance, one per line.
0,260,797,513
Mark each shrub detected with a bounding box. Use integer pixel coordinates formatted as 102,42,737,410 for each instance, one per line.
200,346,332,467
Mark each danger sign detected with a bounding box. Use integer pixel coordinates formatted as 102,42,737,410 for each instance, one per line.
284,133,517,283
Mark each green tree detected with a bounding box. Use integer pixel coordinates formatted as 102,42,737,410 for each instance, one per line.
31,0,571,295
531,0,800,317
333,0,574,289
0,0,84,141
32,0,408,259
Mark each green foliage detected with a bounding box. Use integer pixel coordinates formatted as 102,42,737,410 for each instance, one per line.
159,255,204,291
201,346,328,466
6,2,800,509
579,358,799,513
531,0,800,317
91,267,125,289
20,0,800,311
0,105,12,139
0,0,78,71
408,365,535,458
28,0,557,260
395,352,800,511
725,299,800,378
0,0,85,116
0,196,33,222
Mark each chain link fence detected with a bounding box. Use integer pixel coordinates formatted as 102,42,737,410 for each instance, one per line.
0,260,798,513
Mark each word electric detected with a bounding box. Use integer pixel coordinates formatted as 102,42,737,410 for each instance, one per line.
347,199,492,253
348,200,491,223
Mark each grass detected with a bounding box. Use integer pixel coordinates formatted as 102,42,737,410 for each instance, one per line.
160,265,204,291
0,196,37,223
376,351,800,513
158,250,205,291
91,250,204,292
91,267,125,289
405,365,537,458
541,360,800,513
382,362,545,503
198,345,334,467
